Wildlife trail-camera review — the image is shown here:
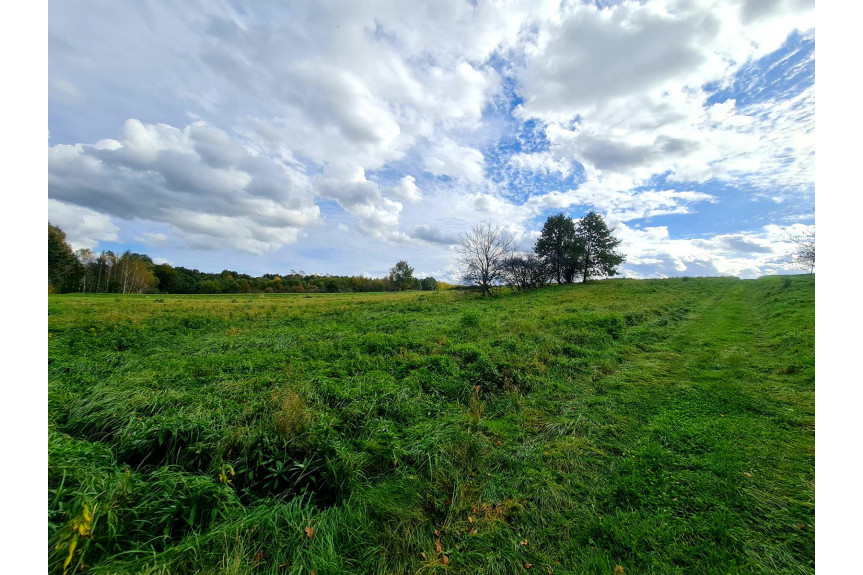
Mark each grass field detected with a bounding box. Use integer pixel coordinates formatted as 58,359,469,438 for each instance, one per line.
48,275,815,574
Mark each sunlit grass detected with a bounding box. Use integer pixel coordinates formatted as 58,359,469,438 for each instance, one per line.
49,276,814,574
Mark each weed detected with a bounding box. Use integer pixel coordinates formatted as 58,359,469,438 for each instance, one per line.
273,390,312,437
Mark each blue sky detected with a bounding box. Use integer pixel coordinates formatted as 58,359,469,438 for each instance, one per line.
48,0,815,281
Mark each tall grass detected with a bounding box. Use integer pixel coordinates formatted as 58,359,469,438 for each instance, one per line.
49,276,814,574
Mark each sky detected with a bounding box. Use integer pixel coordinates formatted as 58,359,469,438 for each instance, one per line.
47,0,815,281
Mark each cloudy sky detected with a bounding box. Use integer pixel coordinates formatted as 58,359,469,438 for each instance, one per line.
48,0,815,281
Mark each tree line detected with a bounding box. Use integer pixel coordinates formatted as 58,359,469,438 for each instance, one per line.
457,211,625,296
48,224,443,295
49,211,623,297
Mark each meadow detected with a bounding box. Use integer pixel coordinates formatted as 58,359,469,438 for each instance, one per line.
48,275,815,574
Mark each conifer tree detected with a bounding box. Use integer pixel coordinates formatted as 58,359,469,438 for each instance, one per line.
575,212,624,282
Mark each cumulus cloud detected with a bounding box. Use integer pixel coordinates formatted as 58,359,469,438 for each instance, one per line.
516,2,720,121
410,224,460,246
385,175,422,203
511,0,814,202
314,164,406,241
47,0,814,278
517,0,813,120
48,199,119,250
616,222,808,278
424,140,486,183
137,232,169,247
526,186,715,222
48,119,320,254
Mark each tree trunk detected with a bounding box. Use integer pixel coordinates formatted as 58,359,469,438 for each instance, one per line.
582,249,590,283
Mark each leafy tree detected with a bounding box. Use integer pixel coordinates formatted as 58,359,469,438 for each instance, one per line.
575,211,624,282
420,277,438,291
48,223,84,293
153,263,177,292
457,222,515,297
534,213,581,284
170,267,204,294
389,260,415,291
75,248,98,292
199,279,222,294
115,251,158,294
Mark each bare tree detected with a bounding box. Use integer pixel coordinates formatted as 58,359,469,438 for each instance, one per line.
457,222,515,297
790,229,815,273
502,252,550,291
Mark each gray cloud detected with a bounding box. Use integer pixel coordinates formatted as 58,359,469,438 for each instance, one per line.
49,119,320,254
696,235,774,254
741,0,814,24
47,0,815,278
48,199,119,250
559,132,701,173
517,3,717,120
411,225,460,245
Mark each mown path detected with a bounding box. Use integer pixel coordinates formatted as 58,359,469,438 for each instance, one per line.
576,280,814,574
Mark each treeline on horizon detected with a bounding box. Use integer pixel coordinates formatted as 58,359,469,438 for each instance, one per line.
48,224,449,295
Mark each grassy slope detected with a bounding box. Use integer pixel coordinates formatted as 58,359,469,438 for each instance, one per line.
48,276,814,574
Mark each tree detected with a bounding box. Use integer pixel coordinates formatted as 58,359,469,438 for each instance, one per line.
420,277,438,291
503,252,550,291
153,263,177,292
388,260,415,291
575,212,625,282
115,251,158,294
48,223,85,293
457,222,515,297
534,213,582,284
75,248,97,292
789,229,815,273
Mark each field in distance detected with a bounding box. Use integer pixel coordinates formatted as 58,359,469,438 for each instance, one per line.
48,275,814,574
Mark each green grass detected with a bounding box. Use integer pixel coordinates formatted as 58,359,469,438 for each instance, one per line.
48,276,815,574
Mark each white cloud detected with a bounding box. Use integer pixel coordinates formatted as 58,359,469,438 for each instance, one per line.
314,163,406,240
47,0,815,279
423,139,486,183
616,222,809,279
526,185,715,223
137,232,169,247
48,199,119,250
48,119,320,254
516,2,722,122
512,0,814,200
51,79,84,101
385,175,422,203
